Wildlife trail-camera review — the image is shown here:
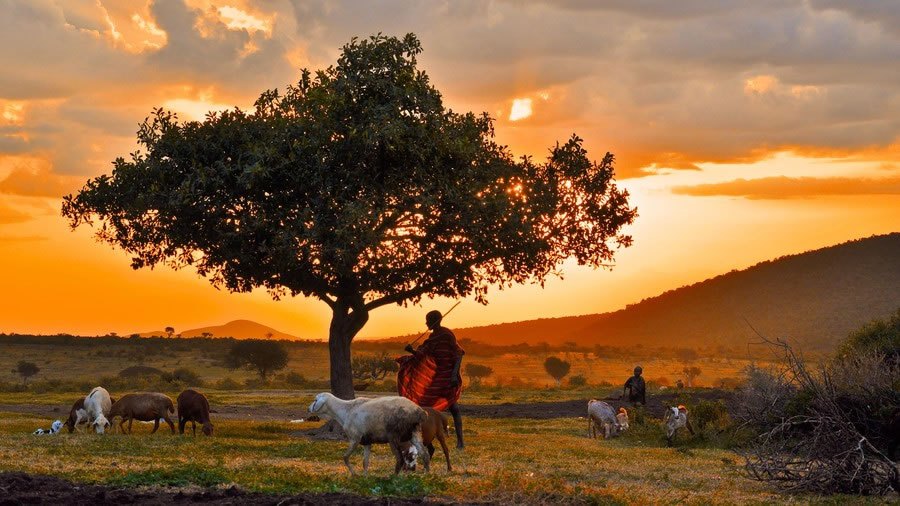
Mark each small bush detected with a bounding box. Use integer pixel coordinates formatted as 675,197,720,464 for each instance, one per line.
0,380,27,393
284,371,307,386
568,374,587,387
119,366,165,377
378,379,397,392
689,400,730,432
172,368,204,386
214,377,242,390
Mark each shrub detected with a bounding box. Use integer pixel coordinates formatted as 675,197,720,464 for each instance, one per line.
284,371,307,386
568,374,587,387
740,336,899,495
172,368,204,386
379,379,397,392
225,340,288,381
464,363,493,386
836,308,900,361
214,377,242,390
689,400,730,432
119,366,165,377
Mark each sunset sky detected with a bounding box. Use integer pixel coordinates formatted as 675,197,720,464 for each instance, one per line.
1,0,898,339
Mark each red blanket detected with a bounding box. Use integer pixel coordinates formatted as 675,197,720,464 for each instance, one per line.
396,327,464,411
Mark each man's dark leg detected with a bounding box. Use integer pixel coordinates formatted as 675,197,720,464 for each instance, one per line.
449,403,464,449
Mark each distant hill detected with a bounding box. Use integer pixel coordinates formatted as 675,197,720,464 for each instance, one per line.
390,233,900,352
138,320,298,340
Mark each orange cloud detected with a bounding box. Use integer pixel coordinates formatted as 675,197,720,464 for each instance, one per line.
672,176,900,200
0,201,32,224
0,165,82,198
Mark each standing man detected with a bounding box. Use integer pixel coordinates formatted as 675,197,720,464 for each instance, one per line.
397,310,465,449
623,365,646,405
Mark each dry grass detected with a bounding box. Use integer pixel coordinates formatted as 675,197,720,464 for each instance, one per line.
0,397,885,504
0,339,757,391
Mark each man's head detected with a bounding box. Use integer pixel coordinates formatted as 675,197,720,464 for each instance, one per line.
426,310,442,330
633,365,643,377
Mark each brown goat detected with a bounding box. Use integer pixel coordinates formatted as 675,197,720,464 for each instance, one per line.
400,407,452,471
176,389,214,436
108,393,176,434
63,398,87,433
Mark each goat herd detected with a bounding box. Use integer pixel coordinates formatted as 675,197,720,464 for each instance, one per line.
41,388,694,476
63,386,213,436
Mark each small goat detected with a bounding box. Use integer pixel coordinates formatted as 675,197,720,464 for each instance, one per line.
663,405,694,445
588,399,621,439
309,392,429,475
177,389,214,436
615,407,630,432
400,407,452,472
108,393,176,434
84,387,112,434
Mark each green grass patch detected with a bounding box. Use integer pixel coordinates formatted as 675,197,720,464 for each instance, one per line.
109,464,229,488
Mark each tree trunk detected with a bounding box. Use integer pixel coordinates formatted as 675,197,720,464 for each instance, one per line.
328,301,369,400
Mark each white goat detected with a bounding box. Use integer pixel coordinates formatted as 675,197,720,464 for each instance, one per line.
309,393,429,475
587,399,621,439
84,386,112,434
663,405,694,445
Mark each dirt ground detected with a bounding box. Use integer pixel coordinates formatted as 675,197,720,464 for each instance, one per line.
0,472,465,505
460,390,733,420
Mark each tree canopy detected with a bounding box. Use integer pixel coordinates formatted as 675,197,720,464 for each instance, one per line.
16,361,39,385
224,340,288,381
544,356,571,386
62,33,636,399
464,363,493,384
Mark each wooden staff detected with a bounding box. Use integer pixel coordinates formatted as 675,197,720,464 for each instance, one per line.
406,300,462,347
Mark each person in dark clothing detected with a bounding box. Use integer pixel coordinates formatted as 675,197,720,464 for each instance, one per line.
623,365,646,405
398,310,465,449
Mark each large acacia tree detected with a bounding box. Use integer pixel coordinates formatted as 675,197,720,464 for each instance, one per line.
62,34,636,399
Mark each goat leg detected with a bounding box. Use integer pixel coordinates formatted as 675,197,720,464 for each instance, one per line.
344,440,359,476
411,431,430,472
363,445,371,476
436,430,452,472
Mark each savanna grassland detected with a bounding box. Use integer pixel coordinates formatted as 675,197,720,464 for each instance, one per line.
0,388,873,505
2,334,887,504
0,334,759,392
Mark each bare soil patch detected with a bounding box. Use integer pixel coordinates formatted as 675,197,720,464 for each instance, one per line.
459,389,733,420
0,472,463,505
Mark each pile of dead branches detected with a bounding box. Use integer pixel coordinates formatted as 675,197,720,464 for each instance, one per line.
739,325,899,495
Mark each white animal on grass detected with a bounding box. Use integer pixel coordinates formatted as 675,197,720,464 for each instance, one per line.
33,420,63,435
84,386,112,434
308,392,429,475
587,399,622,439
663,405,694,445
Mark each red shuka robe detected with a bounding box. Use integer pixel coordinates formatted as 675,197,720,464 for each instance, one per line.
396,326,464,411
